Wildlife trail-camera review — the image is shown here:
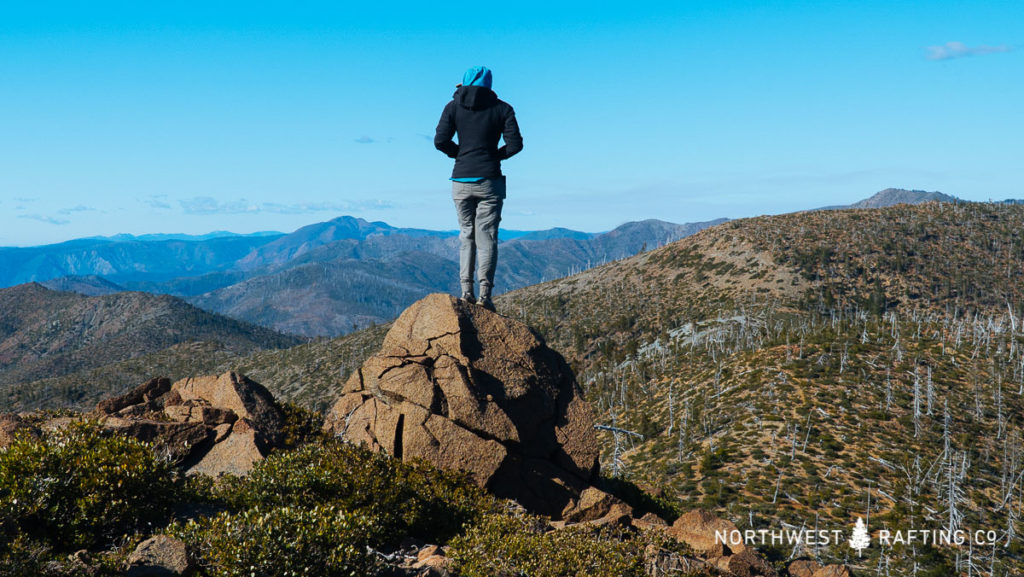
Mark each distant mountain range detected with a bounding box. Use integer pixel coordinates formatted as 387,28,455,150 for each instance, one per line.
0,215,726,337
816,187,961,210
0,188,985,338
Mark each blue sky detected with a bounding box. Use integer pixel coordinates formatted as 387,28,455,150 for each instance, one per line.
1,1,1021,246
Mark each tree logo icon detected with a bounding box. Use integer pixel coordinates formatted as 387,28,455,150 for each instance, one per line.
849,517,871,556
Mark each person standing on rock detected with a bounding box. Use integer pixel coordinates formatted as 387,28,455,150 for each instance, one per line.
434,66,523,311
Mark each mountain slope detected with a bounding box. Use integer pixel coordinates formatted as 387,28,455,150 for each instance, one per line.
40,275,125,296
186,218,727,337
494,201,1024,574
817,187,961,210
235,215,455,269
0,283,300,394
190,251,460,337
0,235,283,289
848,187,959,208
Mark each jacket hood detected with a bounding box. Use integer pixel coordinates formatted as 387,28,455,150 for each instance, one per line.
454,85,497,110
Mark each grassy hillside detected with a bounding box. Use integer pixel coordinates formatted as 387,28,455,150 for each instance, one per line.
497,202,1024,575
2,324,388,414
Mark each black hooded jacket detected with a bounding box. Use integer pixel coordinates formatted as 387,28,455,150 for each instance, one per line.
434,85,523,179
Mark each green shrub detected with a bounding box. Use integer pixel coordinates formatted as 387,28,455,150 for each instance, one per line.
171,504,378,577
277,402,325,449
449,512,648,577
0,421,180,550
0,536,49,577
219,439,494,545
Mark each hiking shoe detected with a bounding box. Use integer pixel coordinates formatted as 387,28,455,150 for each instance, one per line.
461,292,477,304
478,296,496,312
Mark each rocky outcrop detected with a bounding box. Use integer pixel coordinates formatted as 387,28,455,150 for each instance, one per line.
94,372,285,476
323,293,600,518
662,509,776,577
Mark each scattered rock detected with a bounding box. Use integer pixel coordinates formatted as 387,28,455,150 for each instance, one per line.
714,548,777,577
172,372,284,445
96,377,171,416
667,509,746,557
413,544,452,573
92,370,286,476
39,416,77,432
560,486,622,523
324,293,600,517
126,535,195,576
416,545,443,563
186,420,266,477
583,502,635,528
812,565,855,577
659,509,781,576
632,511,670,530
642,544,713,576
65,550,95,576
0,413,39,448
789,559,822,577
100,417,211,461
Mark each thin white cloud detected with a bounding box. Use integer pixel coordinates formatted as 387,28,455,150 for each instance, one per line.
926,41,1013,61
263,200,393,214
180,197,261,215
179,197,393,216
142,195,172,209
57,205,95,215
19,214,70,225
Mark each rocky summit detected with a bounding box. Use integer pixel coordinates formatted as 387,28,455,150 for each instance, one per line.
323,293,601,518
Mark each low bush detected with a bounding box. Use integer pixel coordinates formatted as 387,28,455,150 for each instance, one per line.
449,512,649,577
171,504,378,577
218,439,495,545
0,421,180,550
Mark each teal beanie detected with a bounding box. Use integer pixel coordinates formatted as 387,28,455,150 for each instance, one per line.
462,66,493,88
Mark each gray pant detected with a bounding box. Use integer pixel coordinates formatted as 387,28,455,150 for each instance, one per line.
452,177,505,298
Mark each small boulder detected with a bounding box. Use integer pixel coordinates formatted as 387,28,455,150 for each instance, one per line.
715,549,777,577
126,535,194,576
561,486,622,523
813,565,855,577
667,509,746,557
789,559,822,577
642,544,713,576
632,512,669,530
413,545,452,573
186,420,266,477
